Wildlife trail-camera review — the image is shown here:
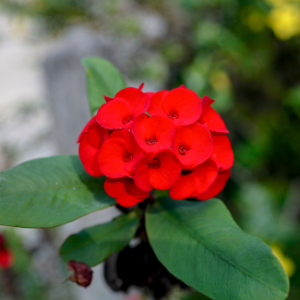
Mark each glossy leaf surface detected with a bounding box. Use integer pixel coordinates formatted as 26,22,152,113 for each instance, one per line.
0,156,115,228
60,212,139,266
82,57,126,115
146,197,289,300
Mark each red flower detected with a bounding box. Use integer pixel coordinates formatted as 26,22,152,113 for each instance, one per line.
78,116,108,177
98,129,143,178
97,87,150,129
0,235,13,269
210,133,234,171
172,123,213,168
105,177,149,207
169,159,218,200
134,150,181,191
198,96,229,133
148,86,202,126
77,115,97,143
78,84,233,206
132,115,175,152
196,170,231,200
0,249,13,269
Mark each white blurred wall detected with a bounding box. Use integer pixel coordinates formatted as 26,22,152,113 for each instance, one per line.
0,13,134,300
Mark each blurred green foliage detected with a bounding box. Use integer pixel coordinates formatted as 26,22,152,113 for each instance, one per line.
2,0,300,299
0,230,49,300
0,229,74,300
1,0,92,32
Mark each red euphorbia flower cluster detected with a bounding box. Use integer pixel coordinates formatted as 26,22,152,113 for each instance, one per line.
78,85,233,207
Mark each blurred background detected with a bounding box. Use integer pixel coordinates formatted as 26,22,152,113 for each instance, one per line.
0,0,300,299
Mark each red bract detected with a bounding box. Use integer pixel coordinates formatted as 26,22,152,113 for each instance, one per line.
169,159,218,200
78,116,108,177
196,170,231,200
105,177,149,207
77,115,98,143
98,129,143,178
97,87,150,129
132,115,175,152
172,123,213,168
198,96,229,133
134,150,181,191
148,87,202,126
78,84,234,207
210,133,234,171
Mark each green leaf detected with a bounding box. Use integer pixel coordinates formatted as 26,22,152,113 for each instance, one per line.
146,197,289,300
82,56,126,115
0,155,116,228
60,212,139,266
